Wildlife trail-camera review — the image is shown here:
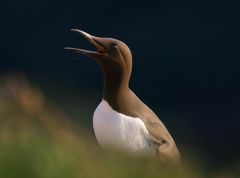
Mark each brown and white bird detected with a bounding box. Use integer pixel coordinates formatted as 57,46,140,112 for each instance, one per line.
66,29,180,164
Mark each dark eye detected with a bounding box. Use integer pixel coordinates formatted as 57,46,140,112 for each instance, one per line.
111,44,118,51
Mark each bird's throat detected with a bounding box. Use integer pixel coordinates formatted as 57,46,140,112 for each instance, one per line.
102,68,131,105
103,73,129,100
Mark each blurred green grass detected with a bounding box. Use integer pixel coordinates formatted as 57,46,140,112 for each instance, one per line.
0,73,239,178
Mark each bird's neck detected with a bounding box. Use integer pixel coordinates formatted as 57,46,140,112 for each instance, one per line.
102,69,131,103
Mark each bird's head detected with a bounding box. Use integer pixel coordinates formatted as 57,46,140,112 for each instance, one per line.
65,29,132,78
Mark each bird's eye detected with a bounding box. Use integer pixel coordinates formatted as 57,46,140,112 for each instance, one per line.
111,44,118,51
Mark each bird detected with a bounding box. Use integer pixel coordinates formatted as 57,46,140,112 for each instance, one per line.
66,29,180,164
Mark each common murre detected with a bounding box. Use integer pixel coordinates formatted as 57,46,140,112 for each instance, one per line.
66,29,180,164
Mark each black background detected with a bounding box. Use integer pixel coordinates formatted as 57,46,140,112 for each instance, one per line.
1,0,240,167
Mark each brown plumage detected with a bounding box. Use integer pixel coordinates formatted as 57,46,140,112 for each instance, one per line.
66,29,180,164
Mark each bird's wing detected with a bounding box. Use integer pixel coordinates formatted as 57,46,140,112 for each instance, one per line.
138,103,180,164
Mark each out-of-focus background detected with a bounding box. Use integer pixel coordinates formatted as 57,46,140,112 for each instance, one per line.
1,0,240,177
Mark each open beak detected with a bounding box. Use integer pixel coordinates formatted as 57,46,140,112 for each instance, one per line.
65,29,107,59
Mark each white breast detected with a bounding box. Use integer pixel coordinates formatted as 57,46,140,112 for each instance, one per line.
93,100,154,154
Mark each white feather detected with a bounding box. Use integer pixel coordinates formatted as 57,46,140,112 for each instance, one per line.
93,100,155,154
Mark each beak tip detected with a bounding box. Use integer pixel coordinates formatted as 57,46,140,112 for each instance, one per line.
70,28,92,38
64,47,78,52
71,28,78,32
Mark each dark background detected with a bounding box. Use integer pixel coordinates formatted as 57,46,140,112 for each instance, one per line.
1,0,240,167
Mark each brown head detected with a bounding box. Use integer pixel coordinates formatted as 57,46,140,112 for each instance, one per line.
66,29,133,101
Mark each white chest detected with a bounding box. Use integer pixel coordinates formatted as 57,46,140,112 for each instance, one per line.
93,100,153,153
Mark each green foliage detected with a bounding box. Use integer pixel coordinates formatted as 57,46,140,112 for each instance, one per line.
0,127,190,178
